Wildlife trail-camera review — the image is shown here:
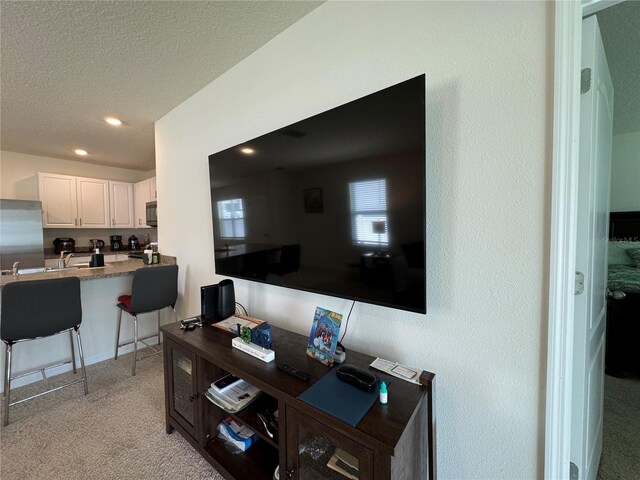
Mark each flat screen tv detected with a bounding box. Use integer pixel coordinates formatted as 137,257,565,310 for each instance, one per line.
208,75,426,313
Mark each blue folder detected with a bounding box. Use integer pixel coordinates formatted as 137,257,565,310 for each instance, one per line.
298,369,381,427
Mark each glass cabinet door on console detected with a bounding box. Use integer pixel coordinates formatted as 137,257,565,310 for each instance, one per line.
166,339,199,438
286,406,373,480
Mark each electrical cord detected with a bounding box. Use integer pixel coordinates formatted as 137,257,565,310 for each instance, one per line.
339,300,356,345
235,302,247,316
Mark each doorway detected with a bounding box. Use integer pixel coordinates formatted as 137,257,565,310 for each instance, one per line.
590,2,640,478
546,1,640,479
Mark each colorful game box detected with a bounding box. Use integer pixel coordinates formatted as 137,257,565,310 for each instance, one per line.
306,307,343,366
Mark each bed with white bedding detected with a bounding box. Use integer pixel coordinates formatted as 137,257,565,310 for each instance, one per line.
605,212,640,377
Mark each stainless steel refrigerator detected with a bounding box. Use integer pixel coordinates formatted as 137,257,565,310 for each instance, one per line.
0,199,45,272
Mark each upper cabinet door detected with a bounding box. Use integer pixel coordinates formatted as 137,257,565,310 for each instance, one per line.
134,178,152,229
149,176,157,201
38,172,78,228
109,181,134,228
76,177,110,228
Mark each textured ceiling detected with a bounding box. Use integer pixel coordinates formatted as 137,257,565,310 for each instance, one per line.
597,0,640,134
0,1,323,170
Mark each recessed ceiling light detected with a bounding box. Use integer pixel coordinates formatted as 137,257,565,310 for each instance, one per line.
74,149,88,156
104,116,122,126
240,147,255,155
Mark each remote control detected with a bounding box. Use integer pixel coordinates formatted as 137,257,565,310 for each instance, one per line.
277,362,309,381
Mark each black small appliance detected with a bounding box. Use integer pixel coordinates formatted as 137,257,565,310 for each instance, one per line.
336,364,378,392
200,279,235,323
146,201,157,227
53,237,75,254
89,253,104,267
110,235,123,251
127,235,139,250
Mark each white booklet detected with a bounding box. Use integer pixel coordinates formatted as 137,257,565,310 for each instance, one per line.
216,380,260,406
369,357,421,385
205,380,262,413
212,315,265,334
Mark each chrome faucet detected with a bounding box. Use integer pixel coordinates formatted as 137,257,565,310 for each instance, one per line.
12,261,20,275
58,252,74,269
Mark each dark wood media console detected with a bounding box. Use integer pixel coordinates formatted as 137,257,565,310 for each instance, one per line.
161,321,436,480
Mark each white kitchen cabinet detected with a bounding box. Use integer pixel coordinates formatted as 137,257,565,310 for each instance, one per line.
149,176,157,200
38,173,78,227
109,181,134,228
134,178,153,229
38,172,135,229
39,173,109,228
76,177,110,228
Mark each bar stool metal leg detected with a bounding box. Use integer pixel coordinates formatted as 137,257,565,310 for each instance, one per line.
4,344,12,426
2,344,7,398
132,315,138,376
157,310,161,345
69,330,77,374
114,308,123,360
75,327,89,395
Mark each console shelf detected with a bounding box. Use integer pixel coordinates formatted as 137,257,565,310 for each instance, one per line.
204,436,278,480
203,388,279,449
161,321,435,480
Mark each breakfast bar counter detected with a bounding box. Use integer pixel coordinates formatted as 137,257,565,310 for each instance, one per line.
0,256,176,287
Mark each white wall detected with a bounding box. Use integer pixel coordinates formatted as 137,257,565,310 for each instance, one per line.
0,150,152,200
155,2,552,479
610,131,640,212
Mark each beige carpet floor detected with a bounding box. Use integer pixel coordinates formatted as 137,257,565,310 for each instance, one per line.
0,351,224,480
3,352,638,480
597,374,640,480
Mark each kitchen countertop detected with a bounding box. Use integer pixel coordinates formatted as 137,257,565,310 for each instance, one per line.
0,255,176,287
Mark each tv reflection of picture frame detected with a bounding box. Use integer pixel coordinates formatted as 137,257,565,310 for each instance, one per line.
304,187,323,213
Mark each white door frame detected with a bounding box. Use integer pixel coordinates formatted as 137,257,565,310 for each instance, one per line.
545,1,621,478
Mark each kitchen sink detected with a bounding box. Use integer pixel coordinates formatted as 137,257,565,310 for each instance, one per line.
44,266,79,273
70,263,113,269
21,264,114,274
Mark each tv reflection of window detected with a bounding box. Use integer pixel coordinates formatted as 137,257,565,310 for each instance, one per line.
349,179,389,246
217,199,245,239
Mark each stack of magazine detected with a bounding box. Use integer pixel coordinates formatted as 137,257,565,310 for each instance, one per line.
204,374,261,413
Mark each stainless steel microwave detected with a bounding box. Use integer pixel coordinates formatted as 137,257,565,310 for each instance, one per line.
145,201,157,227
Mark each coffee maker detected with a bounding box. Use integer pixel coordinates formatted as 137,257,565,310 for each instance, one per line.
110,235,123,251
128,235,139,251
53,237,75,254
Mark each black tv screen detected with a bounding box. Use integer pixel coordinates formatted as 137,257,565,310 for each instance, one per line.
208,75,426,313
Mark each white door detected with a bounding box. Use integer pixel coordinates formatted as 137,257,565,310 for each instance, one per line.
134,178,152,229
149,176,157,201
76,177,110,228
109,181,134,228
37,172,78,228
571,15,613,480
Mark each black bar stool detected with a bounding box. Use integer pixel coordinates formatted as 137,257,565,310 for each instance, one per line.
1,277,88,426
114,264,178,375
